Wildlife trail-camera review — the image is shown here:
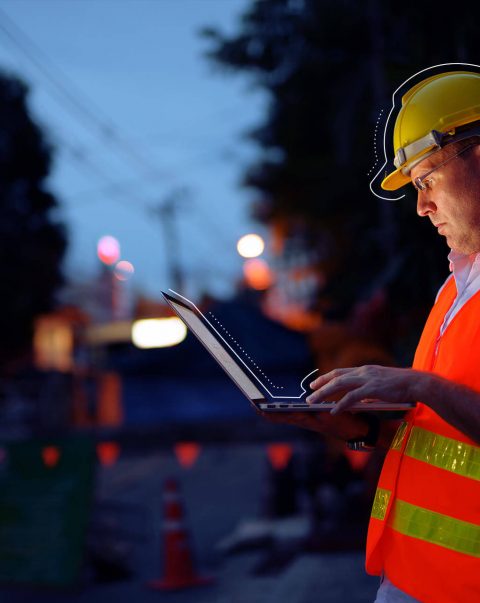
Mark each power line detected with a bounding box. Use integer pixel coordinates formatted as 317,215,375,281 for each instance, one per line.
124,99,256,147
48,128,156,211
0,6,170,181
0,6,258,223
63,143,241,206
0,6,256,293
0,8,259,192
53,126,240,254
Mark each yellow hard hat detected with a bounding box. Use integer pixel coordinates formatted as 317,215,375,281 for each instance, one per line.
382,71,480,191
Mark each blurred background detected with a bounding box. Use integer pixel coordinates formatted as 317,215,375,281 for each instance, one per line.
0,1,478,601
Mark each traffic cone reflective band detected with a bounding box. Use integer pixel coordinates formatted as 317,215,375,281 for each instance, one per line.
148,477,214,590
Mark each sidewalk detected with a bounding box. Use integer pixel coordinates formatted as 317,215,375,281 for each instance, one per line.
0,551,378,603
0,442,379,602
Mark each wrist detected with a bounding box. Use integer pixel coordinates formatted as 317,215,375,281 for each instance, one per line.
409,370,440,410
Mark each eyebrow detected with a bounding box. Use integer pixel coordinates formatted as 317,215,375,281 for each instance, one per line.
411,167,434,179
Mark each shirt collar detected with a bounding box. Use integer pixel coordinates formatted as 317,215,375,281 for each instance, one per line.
448,249,480,292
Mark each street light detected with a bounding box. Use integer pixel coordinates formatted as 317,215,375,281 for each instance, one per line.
131,317,187,349
243,258,273,290
114,260,135,281
237,234,265,258
97,235,120,265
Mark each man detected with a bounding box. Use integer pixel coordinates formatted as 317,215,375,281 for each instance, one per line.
265,71,480,603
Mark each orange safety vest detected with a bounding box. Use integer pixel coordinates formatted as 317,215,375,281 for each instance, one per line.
366,276,480,603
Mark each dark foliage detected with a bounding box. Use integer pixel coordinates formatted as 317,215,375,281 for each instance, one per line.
202,0,480,361
0,72,67,371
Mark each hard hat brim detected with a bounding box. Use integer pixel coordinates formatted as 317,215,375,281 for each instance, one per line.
381,167,411,191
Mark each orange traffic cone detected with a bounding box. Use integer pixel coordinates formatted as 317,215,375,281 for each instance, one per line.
96,371,123,427
148,477,214,590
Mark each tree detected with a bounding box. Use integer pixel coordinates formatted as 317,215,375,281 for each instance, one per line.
0,71,67,372
202,0,480,361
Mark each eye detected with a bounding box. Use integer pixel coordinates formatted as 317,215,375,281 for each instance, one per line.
413,176,433,192
413,178,426,192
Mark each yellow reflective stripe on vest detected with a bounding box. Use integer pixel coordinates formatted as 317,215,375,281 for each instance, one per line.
371,488,391,521
405,426,480,481
390,422,408,451
390,499,480,558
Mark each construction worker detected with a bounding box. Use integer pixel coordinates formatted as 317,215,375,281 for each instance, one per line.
263,71,480,603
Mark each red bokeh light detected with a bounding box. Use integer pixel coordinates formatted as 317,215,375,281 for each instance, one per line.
97,235,120,265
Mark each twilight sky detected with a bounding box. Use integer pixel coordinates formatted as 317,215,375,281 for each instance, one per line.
0,0,267,301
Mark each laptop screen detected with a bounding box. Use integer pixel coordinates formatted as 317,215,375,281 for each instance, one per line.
166,296,265,401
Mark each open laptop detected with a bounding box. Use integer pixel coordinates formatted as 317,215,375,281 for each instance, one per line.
161,290,414,413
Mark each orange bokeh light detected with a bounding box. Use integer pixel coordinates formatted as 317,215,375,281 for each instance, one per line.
243,258,273,290
174,442,201,469
96,441,121,467
266,443,293,471
114,260,135,281
42,446,61,468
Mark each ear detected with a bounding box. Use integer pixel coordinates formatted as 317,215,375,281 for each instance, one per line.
472,142,480,159
469,143,480,168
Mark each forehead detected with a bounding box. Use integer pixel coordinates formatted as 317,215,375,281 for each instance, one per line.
410,151,441,177
410,144,460,177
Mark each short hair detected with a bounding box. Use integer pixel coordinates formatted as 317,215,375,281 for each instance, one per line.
443,135,480,156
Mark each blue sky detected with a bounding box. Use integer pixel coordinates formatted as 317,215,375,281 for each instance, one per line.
0,0,267,301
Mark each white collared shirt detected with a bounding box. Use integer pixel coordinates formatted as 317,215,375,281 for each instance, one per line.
438,250,480,336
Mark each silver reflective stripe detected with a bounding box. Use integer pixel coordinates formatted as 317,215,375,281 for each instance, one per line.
394,131,443,169
394,122,480,174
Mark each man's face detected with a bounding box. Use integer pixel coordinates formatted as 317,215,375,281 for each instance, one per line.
410,144,480,254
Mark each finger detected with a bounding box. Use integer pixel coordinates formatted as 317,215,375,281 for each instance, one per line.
306,375,364,404
330,386,371,415
310,368,353,390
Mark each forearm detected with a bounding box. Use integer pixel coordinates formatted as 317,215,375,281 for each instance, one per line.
411,372,480,444
308,364,480,445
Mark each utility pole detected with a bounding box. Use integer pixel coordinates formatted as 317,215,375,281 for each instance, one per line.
150,187,189,293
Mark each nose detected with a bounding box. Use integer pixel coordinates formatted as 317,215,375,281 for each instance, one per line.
416,191,437,217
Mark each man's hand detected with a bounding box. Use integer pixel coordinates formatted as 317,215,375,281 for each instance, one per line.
307,365,424,415
304,364,480,444
306,365,423,414
257,408,372,442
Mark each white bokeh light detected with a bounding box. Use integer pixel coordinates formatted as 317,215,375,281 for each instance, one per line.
131,317,187,349
236,234,265,258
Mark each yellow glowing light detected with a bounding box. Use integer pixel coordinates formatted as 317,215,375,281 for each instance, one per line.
131,317,187,349
114,260,135,281
97,235,120,265
237,234,265,258
243,258,273,290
